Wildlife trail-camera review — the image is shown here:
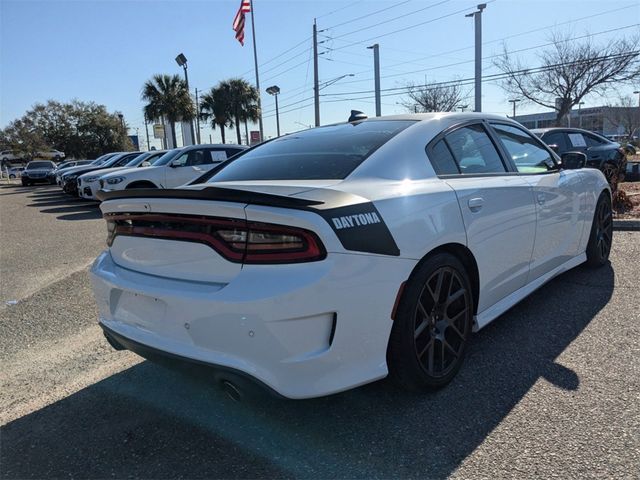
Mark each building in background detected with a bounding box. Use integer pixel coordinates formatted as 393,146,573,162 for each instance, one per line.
514,106,639,138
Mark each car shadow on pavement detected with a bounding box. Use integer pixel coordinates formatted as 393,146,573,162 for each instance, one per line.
0,263,614,479
20,187,103,220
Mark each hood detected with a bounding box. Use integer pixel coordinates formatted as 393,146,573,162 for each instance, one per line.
62,165,110,178
78,166,129,179
100,165,161,180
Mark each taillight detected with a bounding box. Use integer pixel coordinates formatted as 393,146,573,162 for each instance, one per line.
105,213,326,264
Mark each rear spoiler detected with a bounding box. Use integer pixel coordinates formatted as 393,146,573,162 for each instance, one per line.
97,185,400,256
96,186,324,209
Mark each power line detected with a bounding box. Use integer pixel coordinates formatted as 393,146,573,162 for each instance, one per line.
316,0,366,20
319,51,640,100
324,0,450,40
319,3,635,82
326,23,640,87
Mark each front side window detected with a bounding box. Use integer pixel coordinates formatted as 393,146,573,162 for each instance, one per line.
491,123,556,174
208,120,415,182
444,124,506,174
188,150,212,166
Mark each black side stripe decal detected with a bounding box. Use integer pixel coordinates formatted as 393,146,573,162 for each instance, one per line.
314,203,400,256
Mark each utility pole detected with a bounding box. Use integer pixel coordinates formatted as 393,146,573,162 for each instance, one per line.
466,4,486,112
144,115,151,151
313,19,320,127
195,88,201,144
508,99,520,118
368,44,381,117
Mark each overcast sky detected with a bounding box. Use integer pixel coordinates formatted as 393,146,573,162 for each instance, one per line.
1,0,639,148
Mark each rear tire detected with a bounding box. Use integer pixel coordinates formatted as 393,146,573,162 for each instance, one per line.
585,192,613,267
387,253,474,391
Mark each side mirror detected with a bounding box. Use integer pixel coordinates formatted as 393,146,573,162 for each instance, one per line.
169,162,179,168
561,151,587,170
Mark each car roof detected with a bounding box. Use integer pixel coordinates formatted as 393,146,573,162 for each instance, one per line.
178,143,248,151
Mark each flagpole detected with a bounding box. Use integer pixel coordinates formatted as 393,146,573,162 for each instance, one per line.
249,0,264,143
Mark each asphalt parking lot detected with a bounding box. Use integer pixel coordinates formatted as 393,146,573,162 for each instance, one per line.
1,183,639,479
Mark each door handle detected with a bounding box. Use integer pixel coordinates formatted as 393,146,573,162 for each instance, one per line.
536,192,546,205
467,197,484,212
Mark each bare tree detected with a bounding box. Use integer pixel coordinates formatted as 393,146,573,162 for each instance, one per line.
401,80,469,113
494,32,640,126
605,94,640,140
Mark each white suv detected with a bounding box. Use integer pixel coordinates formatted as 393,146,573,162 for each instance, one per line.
99,144,246,192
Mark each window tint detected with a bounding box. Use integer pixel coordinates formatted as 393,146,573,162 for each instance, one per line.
429,139,459,175
584,133,608,147
187,150,212,166
208,120,415,181
444,124,506,174
491,123,556,174
541,131,567,151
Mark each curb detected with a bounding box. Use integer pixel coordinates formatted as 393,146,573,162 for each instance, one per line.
613,219,640,231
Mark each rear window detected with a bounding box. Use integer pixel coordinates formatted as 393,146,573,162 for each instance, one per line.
208,120,415,181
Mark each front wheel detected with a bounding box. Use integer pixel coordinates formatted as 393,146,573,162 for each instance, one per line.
387,253,474,391
9,174,15,179
585,192,613,267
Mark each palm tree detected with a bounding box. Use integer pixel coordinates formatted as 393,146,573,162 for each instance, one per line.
141,74,194,147
199,87,233,144
209,78,260,145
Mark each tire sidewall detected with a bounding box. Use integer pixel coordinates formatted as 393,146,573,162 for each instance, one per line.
389,252,474,390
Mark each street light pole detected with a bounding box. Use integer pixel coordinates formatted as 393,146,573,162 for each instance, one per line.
144,115,151,151
508,99,520,118
195,88,201,144
266,85,281,137
175,53,196,145
634,90,640,108
466,4,486,113
578,101,585,128
367,43,381,117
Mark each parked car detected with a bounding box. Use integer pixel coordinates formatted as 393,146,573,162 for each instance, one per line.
60,152,135,195
55,154,118,186
48,160,94,184
7,166,25,178
98,144,247,192
92,113,611,399
532,127,627,184
1,150,26,164
21,160,57,185
78,150,166,200
35,149,65,161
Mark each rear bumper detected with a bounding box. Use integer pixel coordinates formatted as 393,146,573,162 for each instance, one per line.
100,323,284,397
90,250,414,399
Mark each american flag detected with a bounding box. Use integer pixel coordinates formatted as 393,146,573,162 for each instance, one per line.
232,0,251,46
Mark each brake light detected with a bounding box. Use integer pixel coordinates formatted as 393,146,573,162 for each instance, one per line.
105,213,326,264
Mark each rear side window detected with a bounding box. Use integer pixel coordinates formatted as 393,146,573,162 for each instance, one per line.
491,123,556,174
208,120,415,181
567,133,587,148
542,131,568,151
428,140,459,175
444,124,506,174
209,149,229,162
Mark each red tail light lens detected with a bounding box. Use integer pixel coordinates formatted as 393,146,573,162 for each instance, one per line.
105,213,326,264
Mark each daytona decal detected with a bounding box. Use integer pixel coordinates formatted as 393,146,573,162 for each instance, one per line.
331,211,381,230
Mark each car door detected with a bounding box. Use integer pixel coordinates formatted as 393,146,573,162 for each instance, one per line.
489,122,585,281
165,149,212,187
430,122,537,314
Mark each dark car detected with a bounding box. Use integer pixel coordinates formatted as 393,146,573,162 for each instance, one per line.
61,152,140,195
532,127,627,184
48,160,94,184
21,160,57,186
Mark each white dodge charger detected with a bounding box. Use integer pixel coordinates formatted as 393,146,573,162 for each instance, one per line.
90,113,612,399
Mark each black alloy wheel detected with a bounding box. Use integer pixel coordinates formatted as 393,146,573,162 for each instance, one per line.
388,253,474,391
586,193,613,267
601,163,618,187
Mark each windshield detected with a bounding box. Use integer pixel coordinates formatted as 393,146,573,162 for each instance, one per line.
207,120,415,182
125,153,145,167
27,161,54,170
152,148,184,166
92,154,114,165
